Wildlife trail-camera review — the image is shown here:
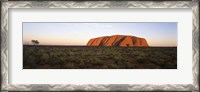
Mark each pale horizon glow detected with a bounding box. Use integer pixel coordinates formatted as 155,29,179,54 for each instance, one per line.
23,22,177,46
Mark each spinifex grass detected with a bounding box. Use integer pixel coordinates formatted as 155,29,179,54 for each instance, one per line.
23,45,177,69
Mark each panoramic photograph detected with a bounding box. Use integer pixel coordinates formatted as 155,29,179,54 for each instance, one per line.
23,22,177,69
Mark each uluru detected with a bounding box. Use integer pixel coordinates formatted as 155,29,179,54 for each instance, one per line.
86,35,149,47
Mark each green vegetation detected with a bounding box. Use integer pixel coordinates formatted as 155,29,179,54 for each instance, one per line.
31,40,39,45
23,46,177,69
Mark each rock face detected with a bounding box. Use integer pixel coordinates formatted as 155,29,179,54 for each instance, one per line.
86,35,149,47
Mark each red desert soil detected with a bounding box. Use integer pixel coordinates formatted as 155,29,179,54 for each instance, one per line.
86,35,149,47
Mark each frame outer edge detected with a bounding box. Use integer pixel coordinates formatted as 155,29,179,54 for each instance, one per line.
1,1,8,91
192,1,199,91
0,1,199,92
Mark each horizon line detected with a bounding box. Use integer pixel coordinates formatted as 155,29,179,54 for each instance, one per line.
23,44,177,47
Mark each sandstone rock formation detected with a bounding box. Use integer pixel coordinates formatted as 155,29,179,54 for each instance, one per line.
86,35,149,47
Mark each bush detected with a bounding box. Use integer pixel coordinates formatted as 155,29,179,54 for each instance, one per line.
40,54,49,62
23,46,177,69
136,56,146,63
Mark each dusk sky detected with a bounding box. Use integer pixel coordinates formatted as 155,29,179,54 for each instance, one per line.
23,22,177,46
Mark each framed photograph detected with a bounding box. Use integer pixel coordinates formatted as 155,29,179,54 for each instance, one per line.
1,1,199,92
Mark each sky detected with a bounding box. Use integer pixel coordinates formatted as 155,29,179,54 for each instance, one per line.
23,22,177,46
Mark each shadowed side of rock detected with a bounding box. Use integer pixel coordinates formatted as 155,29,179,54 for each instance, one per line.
86,35,149,47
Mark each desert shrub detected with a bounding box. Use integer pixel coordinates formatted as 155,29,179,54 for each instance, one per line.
165,62,176,69
155,59,166,66
23,46,177,69
145,63,158,69
96,51,102,56
115,60,122,65
40,53,49,64
49,57,58,66
126,63,136,68
26,55,36,65
78,62,85,68
91,57,101,65
109,64,118,69
136,56,146,63
69,51,75,55
113,55,123,61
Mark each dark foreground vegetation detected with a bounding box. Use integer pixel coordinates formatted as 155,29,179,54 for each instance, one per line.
23,45,177,69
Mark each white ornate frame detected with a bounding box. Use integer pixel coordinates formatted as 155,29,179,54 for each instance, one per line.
1,1,199,92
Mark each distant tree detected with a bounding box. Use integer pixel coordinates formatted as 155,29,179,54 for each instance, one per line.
31,40,35,45
31,40,39,45
35,40,39,45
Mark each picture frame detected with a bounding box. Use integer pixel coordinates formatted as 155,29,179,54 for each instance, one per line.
1,1,199,92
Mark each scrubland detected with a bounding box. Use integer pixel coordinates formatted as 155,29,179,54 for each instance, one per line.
23,45,177,69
